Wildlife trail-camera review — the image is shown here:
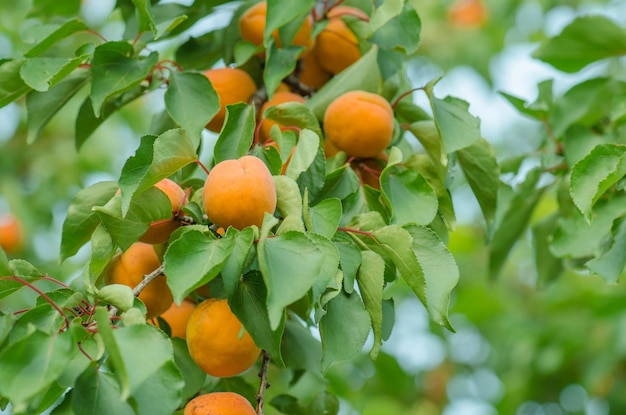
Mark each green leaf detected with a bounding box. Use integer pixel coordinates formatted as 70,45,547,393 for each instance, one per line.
587,218,626,283
164,229,236,303
118,129,197,215
71,364,134,415
499,79,553,121
531,212,564,286
0,249,9,277
24,19,89,57
229,271,285,365
98,284,135,311
26,72,89,144
307,46,382,120
213,103,256,163
264,0,315,45
0,59,31,108
88,224,115,283
457,137,500,228
90,41,158,117
426,83,481,153
274,175,305,234
333,233,362,293
284,129,320,181
221,228,256,296
165,70,219,140
264,42,302,97
20,56,84,92
131,360,183,415
258,230,328,330
533,15,626,72
380,164,438,226
175,30,225,71
308,233,341,308
407,120,446,179
0,261,44,299
319,291,371,371
61,181,118,261
132,0,157,35
570,144,626,223
281,319,322,373
489,169,545,278
370,2,421,54
263,101,323,138
306,198,342,240
0,330,74,411
171,338,206,401
357,250,385,359
404,224,459,331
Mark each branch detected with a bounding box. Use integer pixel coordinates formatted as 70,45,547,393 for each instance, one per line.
133,264,165,296
256,351,271,415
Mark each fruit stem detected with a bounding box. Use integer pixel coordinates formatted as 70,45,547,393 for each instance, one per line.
390,86,425,110
255,350,271,415
337,227,374,238
195,159,211,176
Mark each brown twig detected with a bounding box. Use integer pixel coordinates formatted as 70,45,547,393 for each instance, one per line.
256,351,271,415
132,264,165,296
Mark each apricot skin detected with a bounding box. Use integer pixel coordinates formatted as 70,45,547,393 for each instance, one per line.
156,299,196,339
313,13,362,74
323,90,394,158
186,299,260,378
184,392,256,415
298,51,332,89
259,91,306,141
105,242,173,319
0,215,23,255
139,178,186,244
239,1,314,56
204,68,257,133
202,155,276,230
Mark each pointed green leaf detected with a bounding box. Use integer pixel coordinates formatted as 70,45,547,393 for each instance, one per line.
222,228,256,296
531,212,564,286
24,19,89,57
264,42,302,97
132,0,157,34
131,360,183,415
284,129,319,181
165,70,219,141
264,0,315,45
306,198,342,240
570,144,626,223
274,175,305,234
333,233,362,294
90,41,158,117
587,218,626,283
20,56,84,92
357,250,385,359
0,59,31,108
71,364,134,415
407,120,446,179
263,102,323,138
533,15,626,72
370,2,421,54
171,338,206,401
89,224,116,283
380,164,438,226
213,103,255,163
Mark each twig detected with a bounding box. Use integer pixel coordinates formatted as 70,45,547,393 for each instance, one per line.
256,351,271,415
133,264,166,296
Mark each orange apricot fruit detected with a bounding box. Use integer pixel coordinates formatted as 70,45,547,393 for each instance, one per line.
239,1,315,56
202,155,276,230
447,0,489,28
139,178,187,244
155,299,196,339
0,214,23,255
204,67,257,133
298,52,332,90
184,392,256,415
313,6,365,74
259,91,306,141
323,90,394,158
105,242,173,319
186,298,260,378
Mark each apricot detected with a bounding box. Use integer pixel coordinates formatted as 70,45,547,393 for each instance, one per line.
239,1,315,56
259,91,306,141
323,90,394,158
313,7,364,74
298,51,332,90
155,299,196,339
186,298,260,378
139,178,187,244
202,155,276,230
184,392,256,415
105,242,173,319
204,67,257,133
447,0,488,28
0,214,23,255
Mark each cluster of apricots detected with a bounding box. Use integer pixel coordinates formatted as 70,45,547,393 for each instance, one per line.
101,3,401,413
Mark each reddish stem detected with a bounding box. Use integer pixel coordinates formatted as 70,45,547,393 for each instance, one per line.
87,29,108,43
390,87,424,110
195,159,211,176
42,275,70,289
337,227,374,238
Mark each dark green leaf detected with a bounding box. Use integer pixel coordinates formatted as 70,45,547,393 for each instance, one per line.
129,360,183,415
264,42,302,97
370,2,421,54
20,56,84,92
587,218,626,283
265,0,315,45
71,364,134,415
0,60,31,108
171,338,206,401
213,103,255,164
132,0,157,35
24,19,89,57
263,102,323,138
357,250,385,359
380,164,438,226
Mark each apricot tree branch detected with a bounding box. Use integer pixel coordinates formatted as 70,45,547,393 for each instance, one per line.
133,264,165,296
256,350,271,415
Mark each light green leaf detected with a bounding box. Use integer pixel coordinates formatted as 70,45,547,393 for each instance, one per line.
380,164,438,226
0,59,31,108
264,42,302,97
132,0,157,35
357,250,385,359
370,2,421,54
20,56,84,92
71,364,134,415
24,19,89,57
587,218,626,283
213,103,255,164
306,198,342,240
263,101,323,138
284,129,320,181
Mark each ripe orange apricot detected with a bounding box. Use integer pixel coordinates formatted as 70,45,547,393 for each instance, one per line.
447,0,489,28
155,299,196,339
204,68,257,133
0,214,23,255
139,178,187,244
105,242,173,319
298,51,332,90
202,155,276,230
259,91,306,141
323,90,394,158
239,1,315,56
313,7,364,74
184,392,256,415
186,298,260,378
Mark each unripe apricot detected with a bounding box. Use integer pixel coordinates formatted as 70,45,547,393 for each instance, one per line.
186,298,260,378
204,68,257,133
239,1,315,56
184,392,256,415
202,155,276,230
139,178,187,244
323,90,394,158
313,8,363,74
298,51,332,89
259,91,306,141
155,299,196,339
105,242,173,319
0,214,23,255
